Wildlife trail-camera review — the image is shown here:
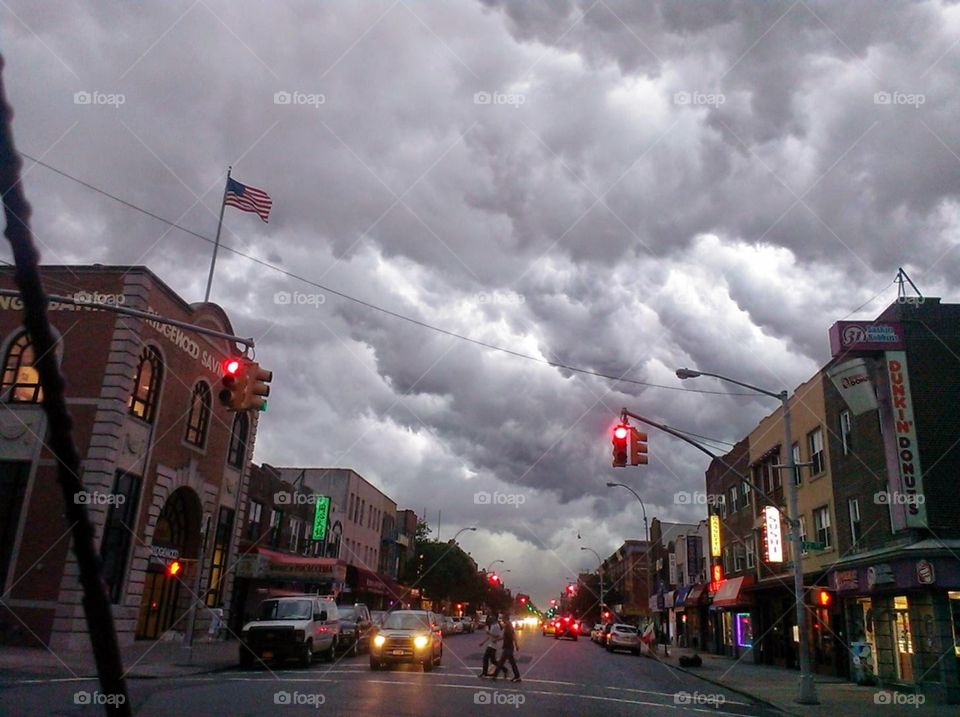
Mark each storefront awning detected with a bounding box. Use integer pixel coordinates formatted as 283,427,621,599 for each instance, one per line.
685,584,707,606
711,576,754,608
235,546,347,582
674,586,691,608
348,566,407,599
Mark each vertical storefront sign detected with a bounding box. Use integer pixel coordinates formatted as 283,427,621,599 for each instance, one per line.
763,506,783,563
883,352,927,528
710,515,721,558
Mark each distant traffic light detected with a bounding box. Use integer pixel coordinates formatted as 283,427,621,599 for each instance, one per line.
489,573,501,585
612,424,629,467
630,428,648,465
566,583,576,595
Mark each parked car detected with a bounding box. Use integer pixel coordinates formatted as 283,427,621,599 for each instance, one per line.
370,610,388,628
239,595,339,667
606,623,641,655
554,614,580,641
337,603,373,656
450,616,468,633
590,623,604,643
369,610,443,671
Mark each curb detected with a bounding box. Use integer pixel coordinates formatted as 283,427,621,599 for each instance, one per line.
647,654,793,715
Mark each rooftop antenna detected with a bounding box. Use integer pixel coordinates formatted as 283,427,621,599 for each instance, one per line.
896,267,923,303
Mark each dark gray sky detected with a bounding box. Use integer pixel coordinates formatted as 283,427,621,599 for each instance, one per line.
5,0,959,606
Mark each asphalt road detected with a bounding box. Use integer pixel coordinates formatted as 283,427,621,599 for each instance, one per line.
0,629,779,716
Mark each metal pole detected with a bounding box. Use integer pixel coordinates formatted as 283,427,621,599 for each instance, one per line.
204,167,231,303
783,392,818,703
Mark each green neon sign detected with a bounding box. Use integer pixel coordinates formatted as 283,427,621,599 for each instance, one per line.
312,495,331,541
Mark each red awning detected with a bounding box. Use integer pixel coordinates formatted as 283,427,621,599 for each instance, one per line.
685,584,707,606
236,546,347,581
712,576,753,607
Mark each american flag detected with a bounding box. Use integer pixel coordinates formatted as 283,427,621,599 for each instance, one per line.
224,177,272,223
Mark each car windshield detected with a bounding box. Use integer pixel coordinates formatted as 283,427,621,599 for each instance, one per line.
339,606,355,619
615,625,637,633
383,613,431,630
257,599,313,621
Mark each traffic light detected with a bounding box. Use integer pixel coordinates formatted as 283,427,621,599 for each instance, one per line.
602,610,611,621
218,357,248,410
166,559,183,578
566,583,576,595
612,424,629,467
218,358,273,412
489,573,501,585
244,361,272,412
630,428,648,465
814,588,832,607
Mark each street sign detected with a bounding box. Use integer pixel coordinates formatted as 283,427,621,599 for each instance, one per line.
312,495,331,541
801,541,826,551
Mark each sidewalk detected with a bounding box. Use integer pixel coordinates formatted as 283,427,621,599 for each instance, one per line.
0,634,238,679
656,646,951,716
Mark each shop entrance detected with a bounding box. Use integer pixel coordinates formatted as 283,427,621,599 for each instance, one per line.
136,487,202,639
892,596,914,682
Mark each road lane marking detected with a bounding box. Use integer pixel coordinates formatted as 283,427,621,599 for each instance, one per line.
606,685,750,706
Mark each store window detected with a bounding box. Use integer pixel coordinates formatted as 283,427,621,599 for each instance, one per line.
893,596,914,682
129,346,162,422
735,612,753,648
99,471,142,603
205,507,234,607
1,331,43,403
948,592,960,658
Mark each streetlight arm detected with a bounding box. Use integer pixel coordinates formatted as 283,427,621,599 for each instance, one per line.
677,368,781,400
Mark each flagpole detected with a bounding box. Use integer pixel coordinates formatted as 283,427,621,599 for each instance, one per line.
204,166,231,303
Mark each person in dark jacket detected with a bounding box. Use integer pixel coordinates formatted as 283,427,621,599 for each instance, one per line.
491,612,521,682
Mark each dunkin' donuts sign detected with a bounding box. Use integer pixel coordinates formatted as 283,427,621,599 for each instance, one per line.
886,352,927,528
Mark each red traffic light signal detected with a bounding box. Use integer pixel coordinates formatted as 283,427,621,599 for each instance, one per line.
566,583,576,595
489,573,501,584
815,589,832,607
166,560,183,578
218,358,273,412
612,424,629,467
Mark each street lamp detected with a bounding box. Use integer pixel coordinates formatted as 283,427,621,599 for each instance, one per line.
580,547,604,617
485,559,504,571
606,482,652,615
676,366,818,705
451,527,477,543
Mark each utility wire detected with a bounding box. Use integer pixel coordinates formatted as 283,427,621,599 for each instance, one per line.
16,152,892,398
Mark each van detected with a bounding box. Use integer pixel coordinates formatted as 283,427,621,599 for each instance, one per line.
239,595,339,667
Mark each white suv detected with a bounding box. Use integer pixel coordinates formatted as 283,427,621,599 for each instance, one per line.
240,595,339,667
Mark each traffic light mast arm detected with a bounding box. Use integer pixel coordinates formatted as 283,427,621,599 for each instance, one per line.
618,407,788,524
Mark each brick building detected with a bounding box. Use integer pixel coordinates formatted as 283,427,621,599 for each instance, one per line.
0,266,256,649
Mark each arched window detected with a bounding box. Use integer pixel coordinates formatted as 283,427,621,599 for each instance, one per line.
227,412,249,468
129,346,162,422
184,382,211,447
1,331,43,403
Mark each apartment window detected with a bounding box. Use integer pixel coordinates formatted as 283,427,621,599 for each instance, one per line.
246,501,263,540
227,413,249,468
184,382,211,447
1,331,43,403
792,443,802,486
741,481,751,509
360,500,366,526
796,515,808,558
99,471,142,603
746,535,756,569
206,507,234,607
729,486,738,513
807,427,825,475
814,506,832,549
848,498,861,545
734,543,744,572
772,450,781,489
129,346,162,422
289,518,301,553
722,546,731,574
840,410,853,455
348,494,355,522
270,509,282,548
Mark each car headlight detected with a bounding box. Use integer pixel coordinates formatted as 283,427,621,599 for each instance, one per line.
373,634,386,648
413,635,429,649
